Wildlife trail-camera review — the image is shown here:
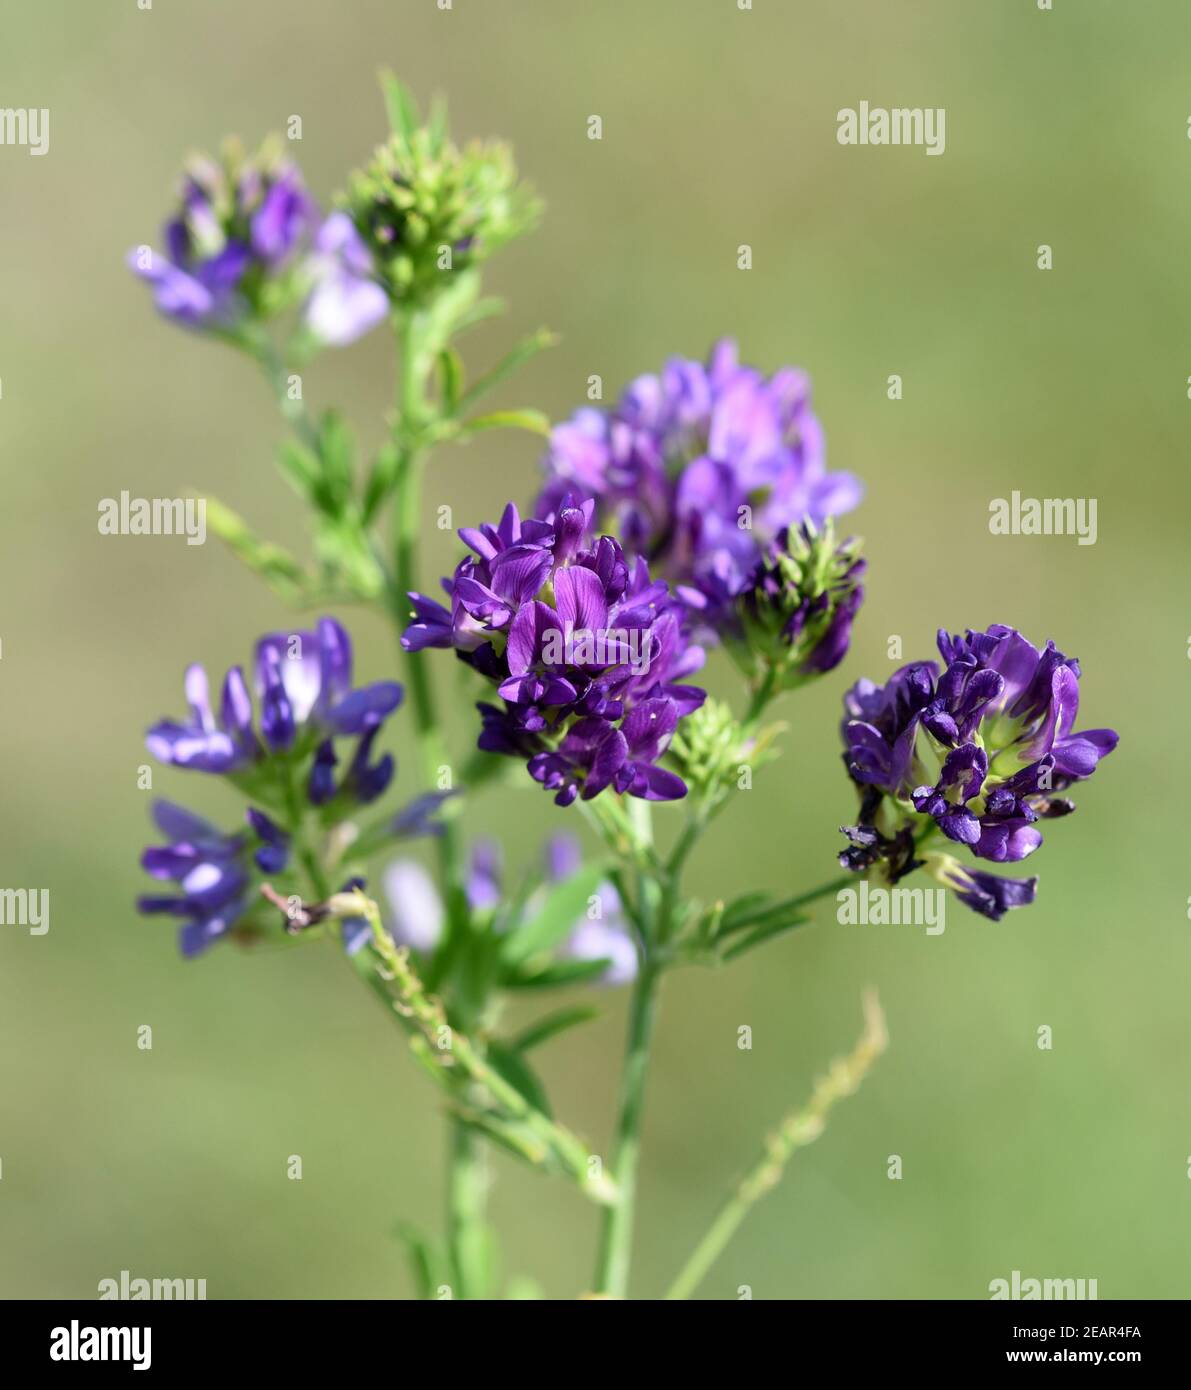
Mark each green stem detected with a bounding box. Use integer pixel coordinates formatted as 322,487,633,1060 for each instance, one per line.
592,958,662,1297
342,890,616,1205
446,1122,488,1300
743,667,779,730
389,310,478,1296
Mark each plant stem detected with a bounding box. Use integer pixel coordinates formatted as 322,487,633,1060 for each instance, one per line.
664,990,888,1300
592,958,662,1297
389,310,481,1295
343,890,616,1205
446,1121,488,1300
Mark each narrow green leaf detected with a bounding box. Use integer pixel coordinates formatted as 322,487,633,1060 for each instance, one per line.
457,408,550,440
394,1222,438,1300
454,327,558,415
438,347,464,415
318,409,355,510
487,1041,553,1118
204,496,306,600
451,1110,550,1168
361,441,402,525
720,912,810,963
276,439,321,502
505,956,613,990
426,93,450,155
380,69,419,141
499,865,606,969
512,1006,599,1053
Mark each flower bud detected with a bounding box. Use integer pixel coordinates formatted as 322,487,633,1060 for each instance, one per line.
729,520,865,692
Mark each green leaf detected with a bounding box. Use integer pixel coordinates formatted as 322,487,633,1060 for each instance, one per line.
426,93,450,156
312,516,386,599
719,911,810,963
714,892,772,934
506,956,613,990
454,327,558,415
486,1042,553,1118
394,1222,439,1300
499,865,606,970
360,441,402,526
438,347,464,415
276,439,322,503
204,496,306,601
512,1006,599,1053
380,69,419,141
318,409,355,512
457,408,551,439
451,1110,550,1168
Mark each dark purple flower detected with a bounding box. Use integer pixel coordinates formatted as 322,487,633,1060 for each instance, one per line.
536,340,862,633
927,853,1038,922
404,502,705,806
839,625,1118,916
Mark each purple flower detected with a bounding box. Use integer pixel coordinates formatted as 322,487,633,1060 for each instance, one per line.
839,625,1118,917
536,340,862,632
381,859,447,954
926,854,1038,921
129,143,317,331
147,617,403,809
404,501,705,806
302,212,389,347
137,800,281,957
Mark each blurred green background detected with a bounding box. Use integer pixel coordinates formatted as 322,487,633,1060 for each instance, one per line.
2,0,1187,1300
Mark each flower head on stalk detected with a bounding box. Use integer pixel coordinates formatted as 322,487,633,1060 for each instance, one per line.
403,500,706,805
376,835,637,985
146,616,403,807
536,340,862,633
339,76,540,310
129,139,386,347
137,619,436,957
727,520,865,693
838,625,1118,919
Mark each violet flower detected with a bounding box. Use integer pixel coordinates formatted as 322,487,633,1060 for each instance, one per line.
129,142,317,331
838,625,1118,918
302,212,390,347
536,340,862,631
130,144,386,349
403,501,705,806
146,617,402,809
136,800,283,957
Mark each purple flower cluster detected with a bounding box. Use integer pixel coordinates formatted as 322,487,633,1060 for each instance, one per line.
139,619,409,956
147,617,403,806
839,625,1118,918
536,340,862,629
403,500,705,805
129,143,386,346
